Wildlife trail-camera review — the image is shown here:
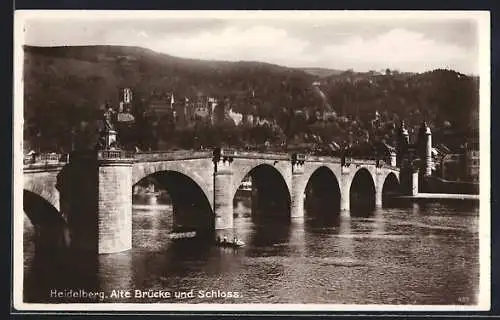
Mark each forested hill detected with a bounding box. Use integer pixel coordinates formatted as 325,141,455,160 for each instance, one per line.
299,67,344,78
23,45,479,153
23,45,318,113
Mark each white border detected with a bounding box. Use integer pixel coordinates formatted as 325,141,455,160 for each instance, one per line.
12,10,491,312
477,10,491,312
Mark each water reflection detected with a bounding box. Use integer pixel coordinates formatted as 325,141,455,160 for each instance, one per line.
23,194,480,305
98,253,134,301
289,218,306,255
412,202,421,215
244,217,292,257
371,208,386,235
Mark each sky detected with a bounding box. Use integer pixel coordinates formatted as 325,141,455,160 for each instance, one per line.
18,11,487,75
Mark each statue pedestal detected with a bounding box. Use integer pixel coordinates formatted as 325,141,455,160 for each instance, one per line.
104,130,117,148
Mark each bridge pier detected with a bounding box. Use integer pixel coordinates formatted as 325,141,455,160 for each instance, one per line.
400,167,419,196
412,170,419,196
375,191,383,208
213,154,234,240
340,165,350,217
97,153,134,254
375,169,384,208
290,156,305,219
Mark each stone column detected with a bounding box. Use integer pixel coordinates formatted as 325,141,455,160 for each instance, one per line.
290,158,305,219
97,151,133,254
340,164,351,217
213,153,233,240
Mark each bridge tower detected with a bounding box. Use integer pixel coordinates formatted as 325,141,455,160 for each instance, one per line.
396,120,409,167
396,120,419,195
418,121,433,177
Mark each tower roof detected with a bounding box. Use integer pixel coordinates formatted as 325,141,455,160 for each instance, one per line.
419,121,431,135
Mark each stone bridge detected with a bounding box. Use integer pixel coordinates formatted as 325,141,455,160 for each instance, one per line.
23,149,402,254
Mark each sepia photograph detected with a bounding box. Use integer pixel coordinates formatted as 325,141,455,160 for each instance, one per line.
13,10,490,312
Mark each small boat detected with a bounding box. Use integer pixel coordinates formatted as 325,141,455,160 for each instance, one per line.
216,238,245,248
169,231,197,240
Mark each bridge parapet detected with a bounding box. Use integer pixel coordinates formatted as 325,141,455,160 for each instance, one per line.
305,155,342,163
23,149,400,173
23,152,69,165
134,150,213,162
348,158,399,171
23,162,66,172
217,148,290,161
97,150,134,160
351,159,378,166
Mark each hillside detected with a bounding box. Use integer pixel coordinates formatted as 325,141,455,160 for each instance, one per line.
22,45,327,151
23,45,317,108
22,45,479,154
300,67,344,78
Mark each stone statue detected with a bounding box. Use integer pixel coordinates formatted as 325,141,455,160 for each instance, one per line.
103,106,117,132
99,105,119,150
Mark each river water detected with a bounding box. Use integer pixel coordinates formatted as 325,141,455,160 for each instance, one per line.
23,197,480,305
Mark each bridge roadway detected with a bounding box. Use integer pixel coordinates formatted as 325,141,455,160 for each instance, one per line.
23,149,401,254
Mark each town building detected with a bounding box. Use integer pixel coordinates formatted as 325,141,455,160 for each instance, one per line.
190,96,214,122
146,93,233,127
439,153,465,181
464,141,479,182
148,94,174,116
396,121,480,183
431,140,479,183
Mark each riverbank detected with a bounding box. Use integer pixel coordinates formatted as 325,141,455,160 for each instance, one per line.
397,193,479,200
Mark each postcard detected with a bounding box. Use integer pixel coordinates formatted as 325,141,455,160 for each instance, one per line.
13,10,490,312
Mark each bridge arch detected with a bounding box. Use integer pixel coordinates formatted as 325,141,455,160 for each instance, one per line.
132,160,214,211
23,178,61,213
23,190,69,253
230,161,292,200
304,166,341,217
232,163,291,218
381,171,400,206
349,167,376,214
382,172,400,191
133,170,215,235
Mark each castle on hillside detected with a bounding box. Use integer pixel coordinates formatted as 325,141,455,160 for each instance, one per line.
101,87,479,185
